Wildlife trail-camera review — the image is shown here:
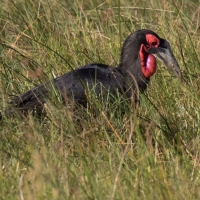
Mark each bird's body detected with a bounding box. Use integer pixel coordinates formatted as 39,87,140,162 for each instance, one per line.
12,64,126,111
4,29,181,116
10,63,139,113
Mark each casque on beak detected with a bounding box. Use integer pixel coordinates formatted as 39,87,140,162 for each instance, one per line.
148,38,182,79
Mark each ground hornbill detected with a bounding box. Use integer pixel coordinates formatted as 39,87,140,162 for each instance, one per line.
1,29,181,117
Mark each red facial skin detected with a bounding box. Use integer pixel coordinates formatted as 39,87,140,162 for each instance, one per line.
139,34,160,79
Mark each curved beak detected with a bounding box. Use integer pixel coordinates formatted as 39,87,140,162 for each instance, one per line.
148,39,182,79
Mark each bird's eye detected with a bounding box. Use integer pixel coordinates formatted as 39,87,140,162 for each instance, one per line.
151,41,157,46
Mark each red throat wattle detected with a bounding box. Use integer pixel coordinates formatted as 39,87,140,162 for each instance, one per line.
139,44,156,79
139,34,160,79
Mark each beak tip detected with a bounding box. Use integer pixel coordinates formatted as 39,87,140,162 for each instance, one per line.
174,68,182,79
170,62,181,79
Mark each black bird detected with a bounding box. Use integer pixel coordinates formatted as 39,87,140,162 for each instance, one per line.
4,29,181,116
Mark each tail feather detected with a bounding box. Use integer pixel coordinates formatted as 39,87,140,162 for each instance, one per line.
4,84,49,117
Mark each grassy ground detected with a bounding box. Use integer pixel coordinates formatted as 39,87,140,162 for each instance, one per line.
0,0,200,199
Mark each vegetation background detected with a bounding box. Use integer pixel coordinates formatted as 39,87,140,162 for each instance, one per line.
0,0,200,199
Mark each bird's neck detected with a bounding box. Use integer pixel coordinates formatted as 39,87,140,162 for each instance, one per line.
118,55,149,93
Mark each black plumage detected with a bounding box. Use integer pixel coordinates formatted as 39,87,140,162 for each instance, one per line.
4,29,181,116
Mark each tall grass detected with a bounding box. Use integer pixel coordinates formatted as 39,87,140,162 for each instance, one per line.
0,0,200,199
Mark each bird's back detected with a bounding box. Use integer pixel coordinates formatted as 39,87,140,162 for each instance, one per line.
9,63,126,114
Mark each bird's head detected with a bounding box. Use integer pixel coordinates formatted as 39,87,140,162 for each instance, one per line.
120,29,182,80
